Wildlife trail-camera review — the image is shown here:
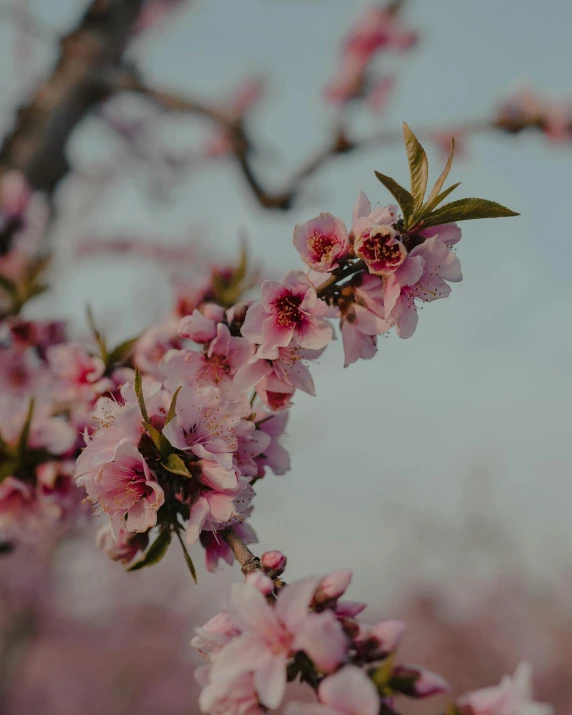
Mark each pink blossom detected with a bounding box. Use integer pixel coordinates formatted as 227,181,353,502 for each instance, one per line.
241,271,332,357
285,666,379,715
459,663,552,715
96,522,149,564
78,438,164,533
293,213,349,272
162,324,253,392
207,577,347,709
162,384,243,469
352,191,404,275
384,234,462,338
354,221,406,277
234,345,323,410
186,480,253,545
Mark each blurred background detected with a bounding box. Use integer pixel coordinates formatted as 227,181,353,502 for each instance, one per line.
0,0,571,712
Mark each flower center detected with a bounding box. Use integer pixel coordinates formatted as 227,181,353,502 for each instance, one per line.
308,232,336,261
273,295,303,328
362,229,403,264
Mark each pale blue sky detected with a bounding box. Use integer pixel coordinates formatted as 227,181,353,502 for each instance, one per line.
2,0,572,594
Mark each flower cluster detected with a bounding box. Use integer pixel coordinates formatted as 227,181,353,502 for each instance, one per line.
293,190,462,365
69,124,516,576
326,4,417,110
193,554,449,713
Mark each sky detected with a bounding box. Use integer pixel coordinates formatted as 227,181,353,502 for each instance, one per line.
2,0,572,599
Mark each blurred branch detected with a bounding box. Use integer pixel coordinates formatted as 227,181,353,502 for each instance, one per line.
123,73,494,210
0,0,145,196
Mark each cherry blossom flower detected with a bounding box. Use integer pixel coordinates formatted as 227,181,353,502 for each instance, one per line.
161,323,253,392
384,234,462,338
234,345,323,410
78,438,164,533
241,271,332,358
162,384,243,469
47,343,109,401
206,578,347,709
458,663,553,715
200,521,257,573
293,213,349,272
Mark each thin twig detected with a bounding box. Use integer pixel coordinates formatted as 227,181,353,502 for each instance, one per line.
223,529,261,575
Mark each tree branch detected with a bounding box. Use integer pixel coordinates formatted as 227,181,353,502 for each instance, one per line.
223,529,261,576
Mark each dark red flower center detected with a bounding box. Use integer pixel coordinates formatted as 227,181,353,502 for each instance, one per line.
360,229,404,268
274,294,303,328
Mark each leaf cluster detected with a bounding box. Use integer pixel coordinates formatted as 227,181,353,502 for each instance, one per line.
375,123,519,233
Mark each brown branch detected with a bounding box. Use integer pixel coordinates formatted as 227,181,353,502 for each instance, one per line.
121,77,495,211
0,0,145,195
223,529,261,576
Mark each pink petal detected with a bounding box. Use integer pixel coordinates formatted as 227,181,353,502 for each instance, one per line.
275,577,320,633
241,302,268,343
319,666,379,715
254,653,287,709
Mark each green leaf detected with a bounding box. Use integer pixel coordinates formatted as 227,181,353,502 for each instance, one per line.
403,122,428,208
174,527,197,583
423,198,520,228
428,181,462,211
374,171,415,224
86,304,108,363
232,239,248,286
0,458,19,484
134,368,150,423
17,398,35,460
161,453,192,478
128,527,171,571
424,137,455,209
143,421,172,458
106,335,139,367
165,386,181,427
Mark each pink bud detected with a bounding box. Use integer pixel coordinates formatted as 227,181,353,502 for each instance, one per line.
356,619,406,660
178,310,216,342
245,571,274,595
314,569,353,606
393,665,449,698
334,600,367,618
260,550,287,578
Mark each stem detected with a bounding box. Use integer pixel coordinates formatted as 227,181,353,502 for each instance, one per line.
317,259,366,300
223,529,261,575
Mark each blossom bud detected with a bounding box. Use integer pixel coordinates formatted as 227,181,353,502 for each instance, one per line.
313,569,352,607
392,665,449,698
355,619,406,660
260,550,287,578
245,571,274,596
201,302,226,322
